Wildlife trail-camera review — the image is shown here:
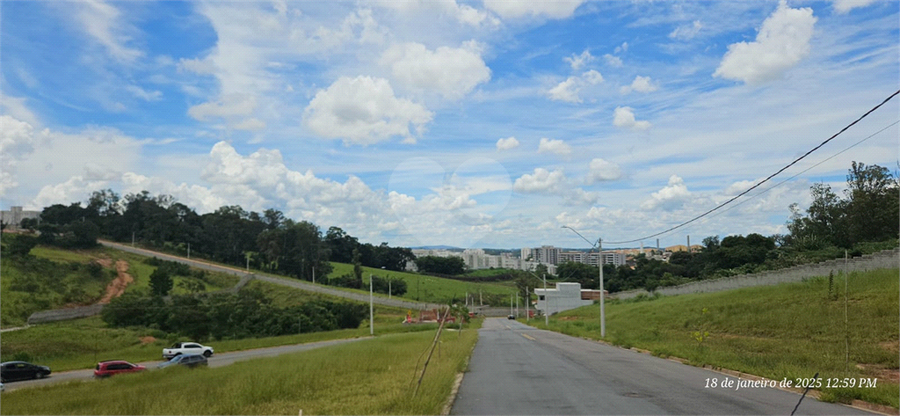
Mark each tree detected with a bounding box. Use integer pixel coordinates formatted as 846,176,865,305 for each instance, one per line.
787,162,899,249
555,261,598,289
256,220,331,281
325,226,359,264
843,162,899,245
352,247,363,287
149,268,173,297
415,256,466,275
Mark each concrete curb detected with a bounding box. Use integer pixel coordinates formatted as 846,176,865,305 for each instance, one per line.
442,329,479,416
441,372,466,416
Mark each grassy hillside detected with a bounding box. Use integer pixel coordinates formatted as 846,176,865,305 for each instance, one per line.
1,241,239,327
527,268,899,408
1,325,479,415
328,262,516,304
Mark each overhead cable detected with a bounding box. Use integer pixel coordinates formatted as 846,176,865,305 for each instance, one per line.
604,88,900,245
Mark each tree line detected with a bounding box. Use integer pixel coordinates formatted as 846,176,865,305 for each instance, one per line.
19,190,416,283
101,289,366,341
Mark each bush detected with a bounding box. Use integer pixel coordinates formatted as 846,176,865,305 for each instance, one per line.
102,290,367,341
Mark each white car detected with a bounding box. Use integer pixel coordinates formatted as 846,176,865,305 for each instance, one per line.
162,342,214,360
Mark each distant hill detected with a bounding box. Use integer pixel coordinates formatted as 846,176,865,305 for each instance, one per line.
410,245,461,250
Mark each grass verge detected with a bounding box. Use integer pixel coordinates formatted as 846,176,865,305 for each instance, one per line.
1,324,480,415
526,268,899,409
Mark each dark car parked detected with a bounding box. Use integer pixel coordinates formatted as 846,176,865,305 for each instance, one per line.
158,353,208,369
1,361,51,382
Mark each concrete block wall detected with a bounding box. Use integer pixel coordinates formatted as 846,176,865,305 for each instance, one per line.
27,304,104,325
614,248,899,300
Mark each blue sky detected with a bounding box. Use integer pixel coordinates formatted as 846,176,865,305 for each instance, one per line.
1,0,898,249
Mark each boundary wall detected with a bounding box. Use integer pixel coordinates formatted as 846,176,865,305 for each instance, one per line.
613,248,899,300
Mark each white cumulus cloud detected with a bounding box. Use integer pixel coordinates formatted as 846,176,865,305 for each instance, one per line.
302,76,433,145
496,136,520,151
547,70,602,103
0,116,37,196
586,158,622,184
513,168,567,193
831,0,876,14
612,107,651,130
620,75,658,94
483,0,584,19
548,76,582,103
381,41,491,100
604,54,623,67
641,175,692,211
714,1,817,85
537,138,572,157
564,50,594,71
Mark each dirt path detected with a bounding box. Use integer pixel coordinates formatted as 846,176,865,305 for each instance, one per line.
98,260,134,304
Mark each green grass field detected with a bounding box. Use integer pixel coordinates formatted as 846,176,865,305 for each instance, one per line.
526,268,899,408
0,324,480,415
328,262,516,304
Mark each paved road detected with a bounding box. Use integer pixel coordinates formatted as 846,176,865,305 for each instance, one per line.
98,240,443,311
2,337,370,392
451,318,876,415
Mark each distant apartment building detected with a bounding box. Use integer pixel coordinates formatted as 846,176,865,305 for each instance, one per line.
526,245,627,267
410,248,556,274
522,246,561,264
0,206,41,231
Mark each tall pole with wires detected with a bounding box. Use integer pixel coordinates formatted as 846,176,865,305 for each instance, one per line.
562,226,605,338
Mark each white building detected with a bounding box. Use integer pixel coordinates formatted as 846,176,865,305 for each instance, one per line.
534,282,600,315
559,251,627,267
0,206,41,231
410,248,557,274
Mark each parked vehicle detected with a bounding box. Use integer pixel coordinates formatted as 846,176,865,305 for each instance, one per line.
1,361,51,382
158,354,208,369
162,342,214,360
93,360,146,378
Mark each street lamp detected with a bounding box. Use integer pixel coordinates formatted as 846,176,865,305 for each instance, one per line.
561,226,605,338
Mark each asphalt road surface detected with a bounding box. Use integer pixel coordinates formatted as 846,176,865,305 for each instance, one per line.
451,318,876,415
2,337,369,392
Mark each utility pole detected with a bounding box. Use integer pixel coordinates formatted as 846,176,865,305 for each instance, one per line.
187,243,190,259
598,237,605,338
370,274,374,336
543,274,548,326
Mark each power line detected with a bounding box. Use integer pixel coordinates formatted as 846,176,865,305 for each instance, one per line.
713,120,899,217
604,89,900,245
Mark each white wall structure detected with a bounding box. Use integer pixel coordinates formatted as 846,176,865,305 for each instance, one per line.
534,282,593,315
0,206,41,231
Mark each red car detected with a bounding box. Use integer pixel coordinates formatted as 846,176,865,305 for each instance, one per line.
93,360,146,378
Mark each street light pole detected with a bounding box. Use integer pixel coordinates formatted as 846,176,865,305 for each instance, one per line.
562,226,605,338
543,273,548,326
598,237,605,338
369,274,374,335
